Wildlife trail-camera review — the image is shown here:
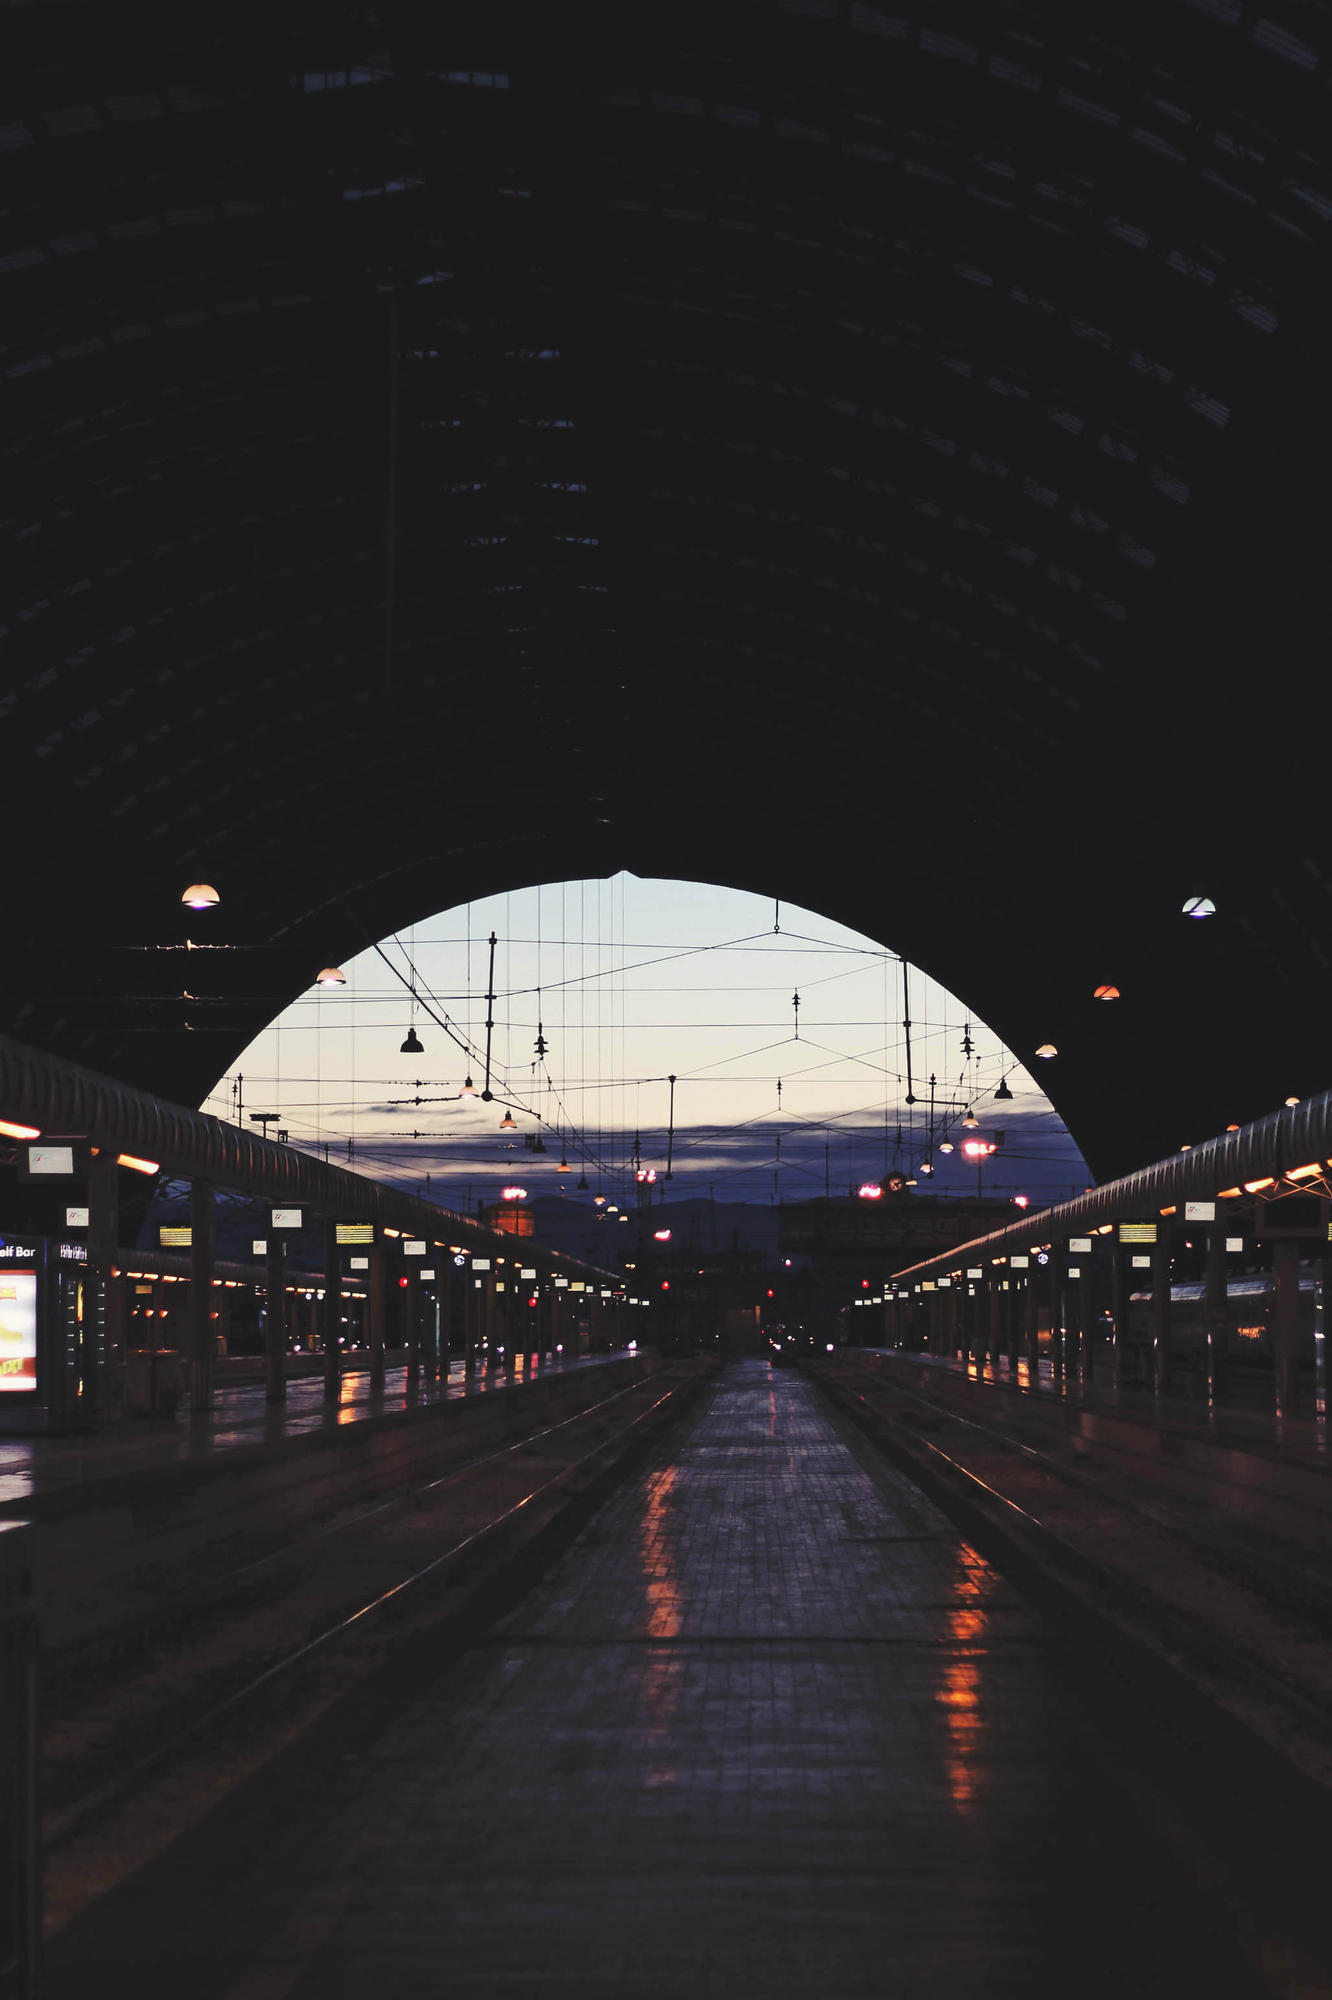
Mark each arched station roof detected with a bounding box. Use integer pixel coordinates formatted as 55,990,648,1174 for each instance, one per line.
4,0,1331,1180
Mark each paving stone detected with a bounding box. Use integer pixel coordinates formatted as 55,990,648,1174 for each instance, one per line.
285,1361,1263,1997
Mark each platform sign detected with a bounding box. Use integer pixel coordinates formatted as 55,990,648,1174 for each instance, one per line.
65,1207,89,1229
1068,1237,1092,1254
1227,1237,1244,1252
554,1277,568,1288
520,1268,537,1280
1009,1255,1029,1270
159,1226,192,1248
271,1209,303,1231
404,1240,426,1257
252,1239,267,1256
1132,1254,1151,1268
349,1256,369,1271
0,1270,38,1393
420,1268,435,1280
1119,1223,1157,1244
967,1268,983,1279
18,1141,86,1180
472,1258,491,1271
336,1223,374,1245
1184,1201,1216,1222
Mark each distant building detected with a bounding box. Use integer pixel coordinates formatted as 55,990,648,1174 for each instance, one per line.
780,1190,1018,1338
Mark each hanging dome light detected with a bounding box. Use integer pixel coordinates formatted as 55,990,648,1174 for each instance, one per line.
994,1077,1014,1101
182,883,219,910
557,1151,572,1172
1093,984,1120,1001
938,1142,954,1154
1183,896,1216,919
460,1076,478,1096
400,1027,424,1055
918,1162,934,1176
1286,1096,1301,1108
499,1109,517,1130
962,1107,978,1128
1035,1043,1057,1059
594,1195,607,1207
577,1173,589,1189
316,966,347,988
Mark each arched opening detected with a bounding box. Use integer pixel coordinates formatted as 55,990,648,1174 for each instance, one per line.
196,876,1090,1212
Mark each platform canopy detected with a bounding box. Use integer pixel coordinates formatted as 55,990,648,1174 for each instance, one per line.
3,0,1329,1178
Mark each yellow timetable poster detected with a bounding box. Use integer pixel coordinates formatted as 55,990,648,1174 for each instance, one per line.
0,1271,38,1391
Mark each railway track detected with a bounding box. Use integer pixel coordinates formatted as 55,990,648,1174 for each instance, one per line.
42,1356,716,1936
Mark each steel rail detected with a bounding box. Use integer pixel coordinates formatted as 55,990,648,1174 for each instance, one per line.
891,1085,1332,1282
42,1367,696,1850
0,1031,615,1286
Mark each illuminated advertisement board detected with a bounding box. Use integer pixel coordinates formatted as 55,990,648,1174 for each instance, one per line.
0,1270,38,1393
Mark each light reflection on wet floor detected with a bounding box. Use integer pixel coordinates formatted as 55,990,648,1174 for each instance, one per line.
282,1359,1259,1998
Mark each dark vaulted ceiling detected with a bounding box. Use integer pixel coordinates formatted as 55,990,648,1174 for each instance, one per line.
3,0,1331,1179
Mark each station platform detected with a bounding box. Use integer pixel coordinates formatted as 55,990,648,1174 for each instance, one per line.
0,1351,618,1512
857,1345,1332,1474
45,1359,1287,1998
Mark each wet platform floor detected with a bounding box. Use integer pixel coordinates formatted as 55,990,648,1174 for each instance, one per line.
187,1359,1262,1998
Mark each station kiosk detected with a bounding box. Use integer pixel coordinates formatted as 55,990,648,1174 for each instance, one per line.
0,1234,107,1433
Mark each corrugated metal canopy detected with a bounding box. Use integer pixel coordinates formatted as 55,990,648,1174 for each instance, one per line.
3,0,1330,1180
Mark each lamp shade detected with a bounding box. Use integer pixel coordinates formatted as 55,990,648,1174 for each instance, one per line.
400,1027,424,1054
995,1078,1014,1101
499,1109,517,1130
1035,1044,1057,1059
316,966,346,987
182,883,219,910
460,1076,478,1096
1093,984,1120,1000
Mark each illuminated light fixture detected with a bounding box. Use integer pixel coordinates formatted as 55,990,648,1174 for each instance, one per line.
962,1140,994,1159
1285,1096,1301,1108
1013,1195,1030,1208
653,1228,672,1242
0,1119,41,1141
857,1183,883,1200
938,1142,954,1154
499,1109,517,1131
500,1184,527,1200
182,883,219,910
400,1027,424,1055
917,1163,934,1176
1286,1163,1322,1181
461,1075,478,1097
1160,1205,1177,1216
117,1153,160,1175
1243,1176,1276,1194
557,1153,571,1172
1217,1187,1242,1200
1035,1043,1057,1059
1226,1124,1240,1133
1183,896,1215,919
995,1077,1014,1101
594,1195,607,1207
962,1108,979,1128
1093,985,1120,1001
316,967,346,987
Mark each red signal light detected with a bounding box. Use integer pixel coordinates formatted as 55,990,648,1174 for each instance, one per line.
398,1276,409,1288
861,1279,870,1289
661,1280,670,1291
767,1289,774,1298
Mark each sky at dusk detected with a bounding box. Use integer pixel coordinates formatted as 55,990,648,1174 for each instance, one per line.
201,878,1091,1213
